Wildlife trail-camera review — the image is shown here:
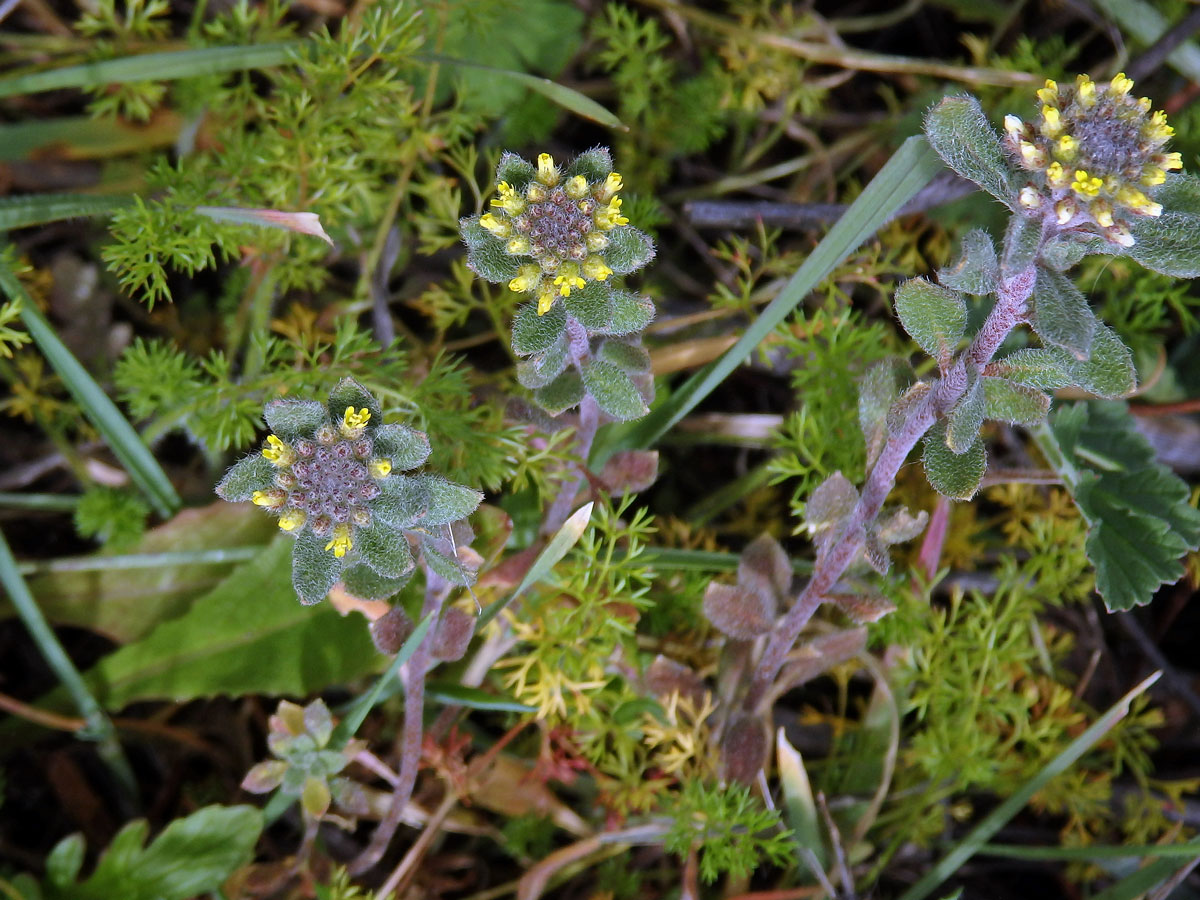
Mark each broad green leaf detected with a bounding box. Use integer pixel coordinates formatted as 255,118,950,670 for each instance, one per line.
601,290,655,336
923,422,986,500
603,226,656,275
22,502,274,643
326,377,382,428
1069,324,1136,399
582,358,649,420
534,369,585,415
43,805,262,900
1001,212,1043,274
590,135,944,467
945,374,985,453
214,454,277,502
1030,266,1096,360
356,520,415,579
263,399,325,441
31,538,380,709
894,277,967,361
1044,402,1200,611
292,529,342,606
598,339,651,373
923,95,1016,208
858,360,910,467
981,376,1051,426
938,228,997,295
512,301,567,355
372,424,431,472
414,475,483,527
516,332,570,389
1129,211,1200,278
986,348,1075,390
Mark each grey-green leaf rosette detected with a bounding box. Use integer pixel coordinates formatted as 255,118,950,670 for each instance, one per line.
459,148,657,421
216,378,482,604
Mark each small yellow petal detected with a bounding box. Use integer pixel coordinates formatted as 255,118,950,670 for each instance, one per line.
536,153,560,187
1055,198,1078,225
253,489,285,508
479,212,512,238
1076,75,1096,104
582,255,613,281
1036,79,1058,105
598,172,623,203
369,458,392,479
325,524,353,558
1018,186,1042,209
1109,72,1134,95
1115,185,1162,216
341,406,370,437
565,175,589,200
507,237,531,255
536,285,556,316
1071,170,1102,197
1041,106,1062,136
1045,161,1070,188
509,264,542,294
1055,134,1077,161
553,263,585,297
1018,141,1045,169
1090,199,1114,228
262,434,295,467
278,509,306,532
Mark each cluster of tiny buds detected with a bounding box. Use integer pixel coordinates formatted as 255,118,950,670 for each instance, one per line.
251,407,393,558
478,153,629,315
1004,72,1182,248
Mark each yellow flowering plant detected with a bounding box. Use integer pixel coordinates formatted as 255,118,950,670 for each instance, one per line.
215,378,481,605
459,148,657,422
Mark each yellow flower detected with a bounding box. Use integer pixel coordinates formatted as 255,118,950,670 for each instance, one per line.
536,283,557,316
509,264,542,294
594,197,629,230
1090,198,1115,228
1054,134,1078,161
597,172,623,203
1110,72,1134,95
1041,106,1062,137
582,255,613,281
479,212,512,238
1071,169,1103,197
262,434,295,467
490,182,526,215
1055,198,1077,225
506,236,531,255
565,175,589,200
1076,75,1096,105
253,489,285,508
1114,185,1162,217
278,509,306,532
1045,161,1070,188
369,458,392,479
325,524,353,558
1019,186,1042,209
553,263,585,297
536,152,560,187
341,406,370,437
1036,79,1058,105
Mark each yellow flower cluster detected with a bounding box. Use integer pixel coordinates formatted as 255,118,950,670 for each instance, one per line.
479,153,627,315
1004,73,1181,247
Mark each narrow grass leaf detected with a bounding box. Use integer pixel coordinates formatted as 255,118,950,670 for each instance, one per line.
589,135,943,467
419,54,623,129
0,194,131,230
0,259,180,517
0,42,301,98
896,671,1162,900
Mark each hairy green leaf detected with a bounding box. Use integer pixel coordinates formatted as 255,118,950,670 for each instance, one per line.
342,562,412,602
512,301,567,355
603,226,656,275
981,376,1051,426
1070,324,1136,399
356,520,415,579
923,422,986,500
938,228,998,295
923,95,1016,208
534,369,585,415
945,374,985,453
582,358,649,420
292,529,342,606
326,377,382,427
413,475,482,527
1129,211,1200,278
214,454,277,503
372,424,431,472
598,338,651,373
516,332,570,388
263,399,326,441
986,348,1076,390
1030,266,1096,360
894,277,967,361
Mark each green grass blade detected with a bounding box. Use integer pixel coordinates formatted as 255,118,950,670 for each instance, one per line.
0,527,136,794
0,42,301,98
477,501,594,630
425,682,536,713
589,134,944,468
419,53,624,129
0,257,180,517
0,193,131,230
897,671,1162,900
981,842,1200,862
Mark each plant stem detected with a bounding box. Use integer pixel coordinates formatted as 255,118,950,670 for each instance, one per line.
541,394,601,536
745,264,1037,712
349,570,452,874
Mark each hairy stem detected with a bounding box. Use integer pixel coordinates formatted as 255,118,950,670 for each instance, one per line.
745,263,1037,712
349,572,452,874
541,393,601,536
